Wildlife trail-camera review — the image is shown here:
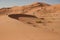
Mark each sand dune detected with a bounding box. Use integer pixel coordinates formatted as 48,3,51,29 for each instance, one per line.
0,2,60,40
0,15,60,40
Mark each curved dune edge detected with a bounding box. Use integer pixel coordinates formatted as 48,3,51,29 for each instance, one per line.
0,2,60,40
0,15,60,40
8,14,37,19
8,14,60,33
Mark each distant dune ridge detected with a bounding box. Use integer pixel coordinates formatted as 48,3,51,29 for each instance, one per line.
0,2,60,40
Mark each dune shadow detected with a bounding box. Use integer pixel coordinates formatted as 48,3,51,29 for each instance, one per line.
8,14,37,20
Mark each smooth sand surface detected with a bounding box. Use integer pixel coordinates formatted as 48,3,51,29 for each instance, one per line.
0,15,60,40
0,2,60,40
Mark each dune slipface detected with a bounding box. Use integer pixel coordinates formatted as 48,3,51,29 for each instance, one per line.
0,2,60,40
0,15,60,40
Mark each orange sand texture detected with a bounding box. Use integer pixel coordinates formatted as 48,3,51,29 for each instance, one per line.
0,2,60,40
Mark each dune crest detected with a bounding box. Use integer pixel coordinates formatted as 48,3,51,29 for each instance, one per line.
0,2,60,40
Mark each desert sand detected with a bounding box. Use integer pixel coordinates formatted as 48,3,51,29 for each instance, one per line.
0,2,60,40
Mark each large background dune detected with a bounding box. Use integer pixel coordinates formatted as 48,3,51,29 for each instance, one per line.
0,2,60,40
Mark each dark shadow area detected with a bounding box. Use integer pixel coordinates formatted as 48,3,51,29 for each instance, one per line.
8,14,37,20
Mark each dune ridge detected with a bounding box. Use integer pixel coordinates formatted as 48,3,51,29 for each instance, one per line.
0,2,60,40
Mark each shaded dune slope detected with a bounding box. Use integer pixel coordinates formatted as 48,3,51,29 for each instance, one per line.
8,14,37,20
0,2,60,40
